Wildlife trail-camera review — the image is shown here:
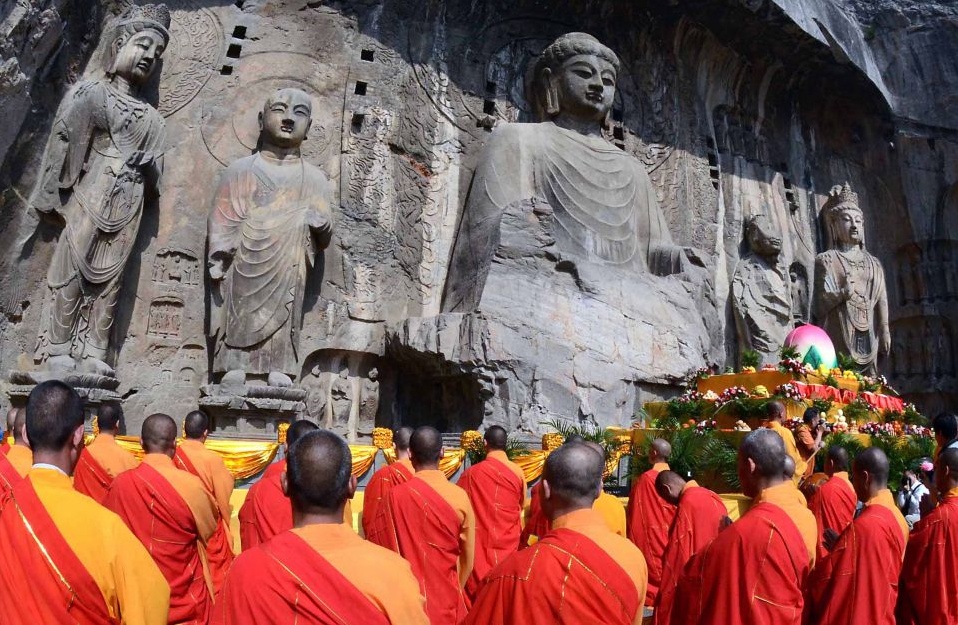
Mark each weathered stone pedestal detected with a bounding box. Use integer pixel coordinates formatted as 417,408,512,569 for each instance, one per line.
199,383,306,440
7,370,121,421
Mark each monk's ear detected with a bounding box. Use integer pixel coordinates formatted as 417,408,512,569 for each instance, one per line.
280,470,289,497
747,457,757,475
542,480,552,501
21,423,29,448
72,423,84,448
346,475,357,500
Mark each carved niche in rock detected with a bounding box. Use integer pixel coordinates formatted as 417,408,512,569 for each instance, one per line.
206,88,333,391
731,215,792,365
301,351,380,443
23,4,171,381
813,183,890,375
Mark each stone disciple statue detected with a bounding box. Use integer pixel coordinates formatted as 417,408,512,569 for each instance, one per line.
27,4,170,377
443,32,690,312
813,183,890,374
207,88,333,388
731,215,792,365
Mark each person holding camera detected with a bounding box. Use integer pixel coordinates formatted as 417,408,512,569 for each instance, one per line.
897,459,934,529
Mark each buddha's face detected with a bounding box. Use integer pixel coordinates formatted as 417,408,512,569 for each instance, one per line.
549,54,616,122
260,90,312,148
112,29,166,85
747,217,782,257
834,207,864,245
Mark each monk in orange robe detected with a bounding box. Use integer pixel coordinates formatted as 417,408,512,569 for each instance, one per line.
653,471,728,625
626,438,676,606
1,406,16,454
214,428,430,625
896,447,958,625
0,380,169,625
174,409,235,591
362,426,415,546
806,448,907,625
74,402,138,503
672,429,815,625
0,407,31,494
384,426,476,625
466,441,648,625
794,408,823,480
808,445,857,562
766,400,805,483
458,425,526,599
106,413,218,625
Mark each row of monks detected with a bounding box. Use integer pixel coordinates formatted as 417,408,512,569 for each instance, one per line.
1,382,957,624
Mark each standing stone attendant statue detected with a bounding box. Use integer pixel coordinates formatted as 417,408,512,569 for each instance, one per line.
731,215,791,365
27,4,170,377
207,88,333,389
443,32,691,312
813,183,890,374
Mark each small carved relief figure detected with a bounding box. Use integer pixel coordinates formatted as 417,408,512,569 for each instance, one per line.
28,4,170,377
208,88,333,388
731,215,792,365
443,32,689,312
813,183,890,375
789,263,810,326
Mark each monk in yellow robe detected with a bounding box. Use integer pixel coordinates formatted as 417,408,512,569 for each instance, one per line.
74,402,138,503
214,428,430,625
0,380,169,625
627,438,676,606
174,410,235,591
457,425,526,599
0,406,31,493
383,426,476,625
766,400,805,484
581,441,626,536
466,441,648,625
106,413,218,625
362,426,415,546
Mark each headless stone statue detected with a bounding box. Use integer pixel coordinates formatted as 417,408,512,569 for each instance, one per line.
28,5,170,378
207,88,332,388
442,32,688,313
813,183,890,374
731,215,791,365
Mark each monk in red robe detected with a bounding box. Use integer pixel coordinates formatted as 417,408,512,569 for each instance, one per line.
672,429,814,625
106,413,219,625
458,425,526,599
466,441,648,624
362,426,414,546
896,447,958,625
214,428,430,625
239,420,318,550
174,409,235,591
0,407,30,495
74,402,138,503
808,445,857,562
384,426,476,625
653,471,728,625
626,438,676,606
0,380,169,625
806,447,907,625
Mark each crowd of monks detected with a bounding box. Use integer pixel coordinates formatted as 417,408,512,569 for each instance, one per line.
1,383,958,625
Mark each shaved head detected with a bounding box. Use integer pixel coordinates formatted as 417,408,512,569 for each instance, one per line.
936,448,958,497
97,403,123,433
410,426,443,468
739,429,786,497
544,443,603,513
484,425,507,451
5,407,19,432
11,407,26,443
853,447,890,501
654,470,687,505
141,413,177,455
286,420,319,450
650,438,671,461
286,429,352,513
26,380,84,453
184,410,209,439
582,440,606,459
394,426,414,452
783,455,796,480
826,445,849,473
766,401,786,421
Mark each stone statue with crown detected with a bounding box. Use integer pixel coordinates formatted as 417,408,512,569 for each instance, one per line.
813,183,890,374
22,4,170,383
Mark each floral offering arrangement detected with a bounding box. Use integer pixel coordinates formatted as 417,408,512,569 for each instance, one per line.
774,382,805,403
714,386,751,408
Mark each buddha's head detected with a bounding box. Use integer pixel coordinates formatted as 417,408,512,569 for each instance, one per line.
823,183,865,249
106,4,170,86
259,88,313,149
532,33,620,124
745,214,782,259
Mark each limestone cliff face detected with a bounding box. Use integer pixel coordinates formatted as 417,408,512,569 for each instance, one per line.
0,0,954,436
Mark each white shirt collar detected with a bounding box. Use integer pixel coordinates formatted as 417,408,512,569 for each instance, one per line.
31,463,68,476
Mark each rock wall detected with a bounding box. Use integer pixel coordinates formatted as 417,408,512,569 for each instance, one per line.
0,0,955,438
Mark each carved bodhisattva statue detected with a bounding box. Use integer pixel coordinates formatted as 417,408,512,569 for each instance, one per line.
731,215,791,365
208,88,333,389
443,32,689,312
813,183,890,374
28,4,170,378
